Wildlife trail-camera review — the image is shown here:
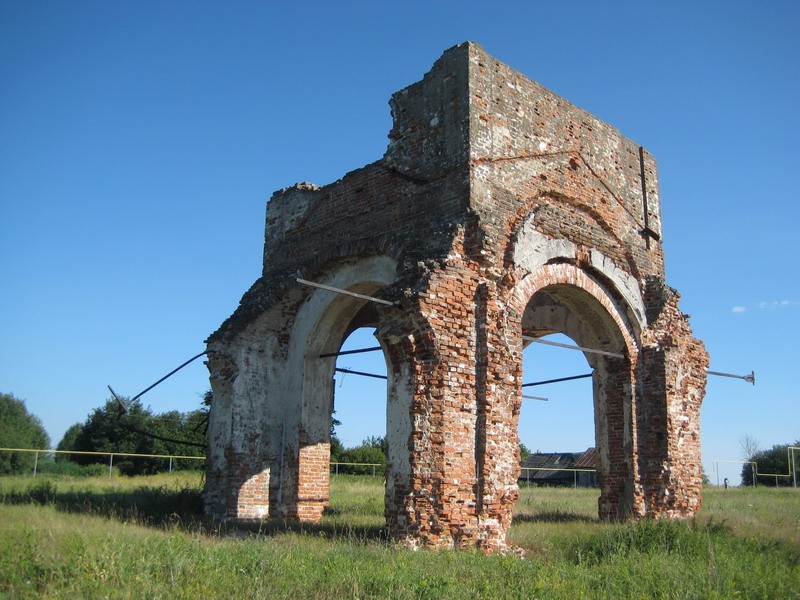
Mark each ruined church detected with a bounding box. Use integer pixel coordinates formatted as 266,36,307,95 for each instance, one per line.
204,42,708,552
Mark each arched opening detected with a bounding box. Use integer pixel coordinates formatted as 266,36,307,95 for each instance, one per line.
330,326,388,475
516,279,639,519
291,282,390,520
272,255,412,523
518,332,596,487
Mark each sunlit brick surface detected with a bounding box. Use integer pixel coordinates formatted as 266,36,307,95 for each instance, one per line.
204,43,708,552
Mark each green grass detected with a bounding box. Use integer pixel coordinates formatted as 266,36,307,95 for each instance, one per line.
1,475,798,599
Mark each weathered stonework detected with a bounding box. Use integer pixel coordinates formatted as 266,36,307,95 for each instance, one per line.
205,42,708,552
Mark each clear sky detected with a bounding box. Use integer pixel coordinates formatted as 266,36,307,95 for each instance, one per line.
2,1,798,486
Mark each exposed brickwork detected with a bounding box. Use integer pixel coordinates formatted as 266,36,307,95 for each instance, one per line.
204,42,708,552
639,278,709,517
296,442,330,521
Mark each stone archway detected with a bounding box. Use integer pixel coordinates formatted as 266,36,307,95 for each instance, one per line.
205,255,405,521
284,255,399,521
511,263,642,519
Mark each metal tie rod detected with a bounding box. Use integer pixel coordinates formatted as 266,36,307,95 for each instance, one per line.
707,370,756,385
320,346,382,358
522,335,624,359
108,351,208,411
522,373,593,387
336,368,550,400
296,278,398,307
522,394,549,401
335,367,387,380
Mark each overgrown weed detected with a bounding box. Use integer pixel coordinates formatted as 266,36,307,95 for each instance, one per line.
1,475,799,598
573,518,728,565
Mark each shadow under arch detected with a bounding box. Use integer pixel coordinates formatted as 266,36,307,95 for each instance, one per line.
512,264,642,520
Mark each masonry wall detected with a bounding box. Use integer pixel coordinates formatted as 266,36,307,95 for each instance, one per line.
205,42,708,551
465,46,664,283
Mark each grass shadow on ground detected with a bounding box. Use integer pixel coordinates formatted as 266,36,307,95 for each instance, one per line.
215,517,390,543
512,511,597,524
1,479,390,543
1,479,204,526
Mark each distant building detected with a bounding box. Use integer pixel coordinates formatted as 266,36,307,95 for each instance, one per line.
520,447,597,487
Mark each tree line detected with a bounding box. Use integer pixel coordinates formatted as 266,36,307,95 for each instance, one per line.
740,437,800,487
1,390,395,477
6,390,795,485
55,392,210,475
0,393,50,475
0,391,209,476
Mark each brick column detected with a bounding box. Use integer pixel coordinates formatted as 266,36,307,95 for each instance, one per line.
473,283,521,551
595,359,642,520
205,349,273,520
382,265,520,551
639,278,708,517
295,441,330,521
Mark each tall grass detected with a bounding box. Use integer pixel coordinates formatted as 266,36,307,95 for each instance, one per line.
1,474,798,599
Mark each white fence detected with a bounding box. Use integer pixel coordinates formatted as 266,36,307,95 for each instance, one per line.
9,447,795,488
0,447,204,476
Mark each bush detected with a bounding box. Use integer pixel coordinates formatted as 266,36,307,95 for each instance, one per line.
333,437,386,475
35,461,115,478
0,394,50,474
741,440,799,486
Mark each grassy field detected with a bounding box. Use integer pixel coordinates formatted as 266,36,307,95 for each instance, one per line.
1,474,798,599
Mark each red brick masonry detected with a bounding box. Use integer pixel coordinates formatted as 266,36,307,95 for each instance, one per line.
204,42,708,552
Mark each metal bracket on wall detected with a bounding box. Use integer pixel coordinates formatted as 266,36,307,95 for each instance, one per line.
707,369,756,385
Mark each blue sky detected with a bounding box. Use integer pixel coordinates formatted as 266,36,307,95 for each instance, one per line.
2,1,797,486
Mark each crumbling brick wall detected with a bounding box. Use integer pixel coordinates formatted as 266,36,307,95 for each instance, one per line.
205,42,708,552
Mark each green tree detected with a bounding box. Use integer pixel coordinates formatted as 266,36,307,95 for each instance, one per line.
335,436,387,475
330,434,346,463
0,393,50,474
64,393,210,475
361,435,388,455
519,442,532,463
71,397,160,475
329,410,345,462
148,408,207,469
56,423,84,462
741,439,800,486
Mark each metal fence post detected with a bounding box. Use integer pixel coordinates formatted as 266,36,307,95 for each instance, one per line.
33,451,38,478
109,454,114,477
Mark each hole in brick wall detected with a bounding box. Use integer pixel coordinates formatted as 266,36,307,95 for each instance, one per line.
519,333,595,456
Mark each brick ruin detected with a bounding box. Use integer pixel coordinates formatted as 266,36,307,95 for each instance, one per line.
204,42,709,552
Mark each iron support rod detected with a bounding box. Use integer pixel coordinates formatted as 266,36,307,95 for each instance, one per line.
319,346,382,358
639,146,651,249
522,394,548,401
522,373,593,387
335,367,387,380
296,278,397,307
707,370,755,385
522,335,625,359
130,351,208,403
